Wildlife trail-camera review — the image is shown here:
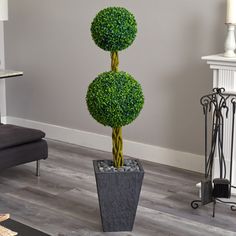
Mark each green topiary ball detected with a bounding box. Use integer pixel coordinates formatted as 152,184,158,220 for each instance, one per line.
86,71,144,128
91,7,137,52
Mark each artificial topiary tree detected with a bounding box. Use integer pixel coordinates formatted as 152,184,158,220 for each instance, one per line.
87,7,144,168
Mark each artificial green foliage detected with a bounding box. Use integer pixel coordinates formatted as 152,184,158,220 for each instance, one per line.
88,7,144,168
91,7,137,52
86,71,144,128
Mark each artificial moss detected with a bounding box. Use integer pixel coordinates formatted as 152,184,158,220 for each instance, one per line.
91,7,137,52
86,71,144,128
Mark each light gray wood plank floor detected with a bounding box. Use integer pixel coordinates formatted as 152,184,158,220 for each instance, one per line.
0,139,235,236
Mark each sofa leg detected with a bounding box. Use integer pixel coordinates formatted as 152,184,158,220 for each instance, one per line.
36,160,40,177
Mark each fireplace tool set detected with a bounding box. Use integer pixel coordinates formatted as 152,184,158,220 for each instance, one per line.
191,88,236,217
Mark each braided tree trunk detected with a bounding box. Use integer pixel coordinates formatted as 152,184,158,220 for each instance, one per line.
111,52,124,168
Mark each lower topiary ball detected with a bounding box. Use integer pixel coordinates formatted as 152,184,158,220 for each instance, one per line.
86,71,144,128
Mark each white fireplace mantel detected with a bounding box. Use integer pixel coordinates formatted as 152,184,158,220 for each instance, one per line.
202,54,236,93
201,53,236,192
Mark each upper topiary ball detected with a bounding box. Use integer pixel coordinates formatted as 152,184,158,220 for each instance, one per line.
86,71,144,128
91,7,137,52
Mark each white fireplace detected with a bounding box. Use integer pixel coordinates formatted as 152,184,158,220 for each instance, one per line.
202,54,236,191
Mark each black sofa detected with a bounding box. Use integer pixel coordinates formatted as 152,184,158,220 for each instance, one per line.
0,124,48,176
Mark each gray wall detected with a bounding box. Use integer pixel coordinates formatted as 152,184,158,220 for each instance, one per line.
4,0,225,155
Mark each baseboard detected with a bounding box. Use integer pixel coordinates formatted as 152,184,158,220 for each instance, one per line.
4,116,204,173
1,116,7,124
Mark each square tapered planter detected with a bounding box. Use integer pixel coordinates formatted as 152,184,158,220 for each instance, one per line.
93,159,144,232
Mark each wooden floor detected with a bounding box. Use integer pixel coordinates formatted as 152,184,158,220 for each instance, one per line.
0,140,235,236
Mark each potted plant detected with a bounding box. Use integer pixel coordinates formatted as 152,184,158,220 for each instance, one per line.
86,7,144,232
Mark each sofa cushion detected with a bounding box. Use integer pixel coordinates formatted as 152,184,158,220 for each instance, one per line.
0,124,45,150
0,140,48,171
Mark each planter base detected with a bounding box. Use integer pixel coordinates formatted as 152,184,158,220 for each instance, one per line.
93,159,144,232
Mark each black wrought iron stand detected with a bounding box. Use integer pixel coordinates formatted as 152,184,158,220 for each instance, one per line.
191,88,236,217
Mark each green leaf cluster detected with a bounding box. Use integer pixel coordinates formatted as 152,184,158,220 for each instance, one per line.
91,7,137,52
86,71,144,128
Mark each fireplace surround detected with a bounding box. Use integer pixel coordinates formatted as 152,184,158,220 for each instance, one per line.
202,54,236,191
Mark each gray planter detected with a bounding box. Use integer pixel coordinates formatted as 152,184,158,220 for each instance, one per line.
93,160,144,232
